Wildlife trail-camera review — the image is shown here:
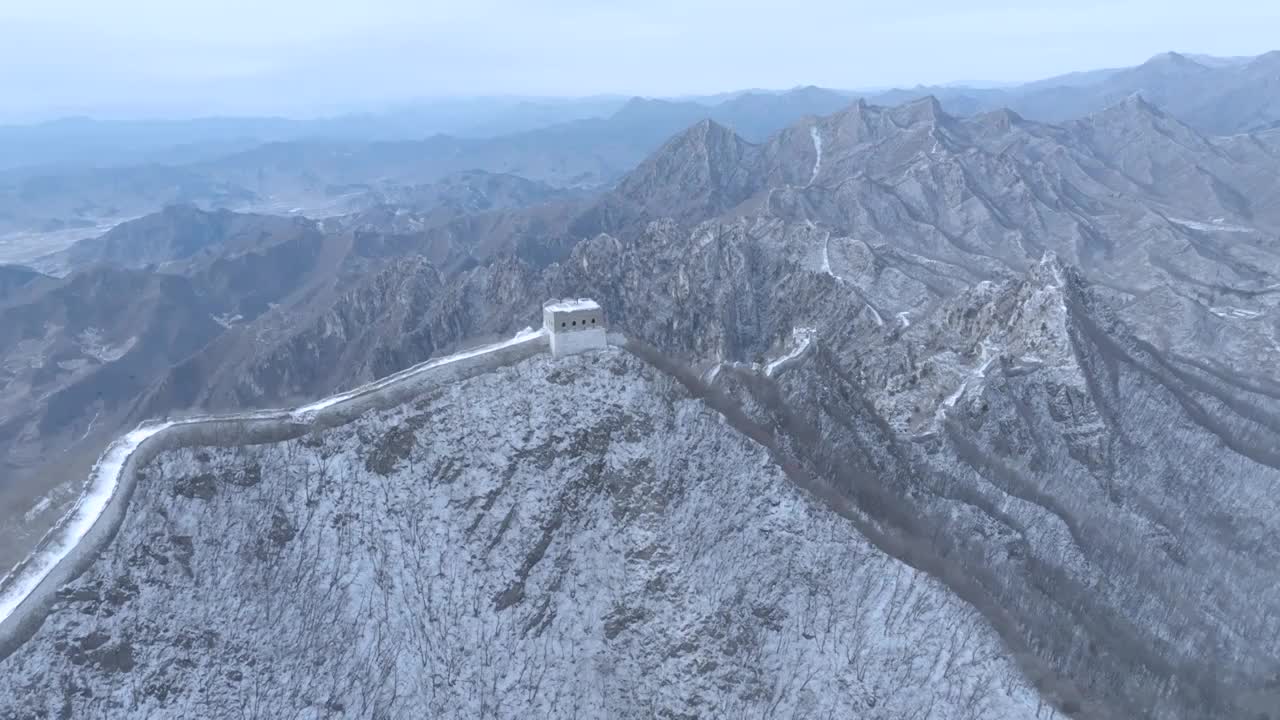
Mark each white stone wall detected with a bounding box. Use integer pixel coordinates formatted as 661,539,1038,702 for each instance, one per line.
0,329,551,660
550,327,608,357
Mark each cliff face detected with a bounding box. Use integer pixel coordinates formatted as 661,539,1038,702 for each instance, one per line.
0,351,1040,719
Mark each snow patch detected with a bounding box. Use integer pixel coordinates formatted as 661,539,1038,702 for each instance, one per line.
23,497,52,524
79,410,100,442
1209,306,1263,320
78,328,137,363
807,126,823,187
543,298,601,313
55,359,90,373
897,311,912,328
1168,217,1255,233
936,342,997,421
765,328,815,377
819,233,840,280
291,327,545,421
867,305,885,327
703,363,723,385
0,420,175,624
212,313,244,329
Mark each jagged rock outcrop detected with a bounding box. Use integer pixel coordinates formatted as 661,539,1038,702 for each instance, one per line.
613,119,765,224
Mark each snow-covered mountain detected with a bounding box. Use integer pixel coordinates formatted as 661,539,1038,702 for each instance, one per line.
0,351,1046,718
3,85,1280,719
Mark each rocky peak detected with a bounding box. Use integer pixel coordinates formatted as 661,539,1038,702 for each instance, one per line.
1138,51,1209,74
611,96,684,120
820,98,878,145
889,95,949,127
917,255,1088,398
680,117,742,147
1026,251,1074,289
612,119,760,223
1077,91,1212,150
604,97,710,134
1005,253,1081,360
815,96,952,158
971,107,1024,133
1116,91,1164,116
615,119,736,175
1102,51,1214,95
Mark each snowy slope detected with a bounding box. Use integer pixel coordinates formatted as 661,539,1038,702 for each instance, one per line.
0,328,548,658
0,351,1041,719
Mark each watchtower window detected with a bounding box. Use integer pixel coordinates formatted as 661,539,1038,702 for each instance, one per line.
561,322,566,327
572,320,577,326
591,318,596,324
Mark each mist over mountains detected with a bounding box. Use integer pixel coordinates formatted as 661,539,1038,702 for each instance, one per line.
2,48,1280,718
2,50,1276,250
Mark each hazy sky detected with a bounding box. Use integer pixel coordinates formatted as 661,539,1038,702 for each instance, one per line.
2,0,1277,119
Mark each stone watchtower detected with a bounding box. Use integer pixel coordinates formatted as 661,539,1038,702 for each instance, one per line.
543,298,607,357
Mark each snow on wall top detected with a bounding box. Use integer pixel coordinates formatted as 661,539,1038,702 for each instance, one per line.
0,422,174,624
290,326,545,421
0,326,550,639
543,298,601,313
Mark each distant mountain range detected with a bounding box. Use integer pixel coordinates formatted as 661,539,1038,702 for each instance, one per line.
0,96,633,171
884,50,1280,134
0,89,843,174
0,87,855,240
10,86,1280,480
2,50,1274,172
1,51,1277,244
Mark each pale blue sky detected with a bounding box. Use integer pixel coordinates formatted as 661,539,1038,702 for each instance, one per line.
2,0,1277,119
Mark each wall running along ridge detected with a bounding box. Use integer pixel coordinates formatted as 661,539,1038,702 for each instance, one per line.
0,328,551,660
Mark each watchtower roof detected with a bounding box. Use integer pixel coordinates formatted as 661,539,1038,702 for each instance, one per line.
544,298,600,313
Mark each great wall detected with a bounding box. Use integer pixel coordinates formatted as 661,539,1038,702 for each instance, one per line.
0,299,613,660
